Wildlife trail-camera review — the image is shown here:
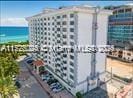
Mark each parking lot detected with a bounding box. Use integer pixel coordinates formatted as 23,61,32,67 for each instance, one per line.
40,71,64,93
106,57,133,79
18,60,49,98
26,58,74,98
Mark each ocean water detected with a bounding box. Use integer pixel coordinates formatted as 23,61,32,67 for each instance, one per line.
0,27,28,43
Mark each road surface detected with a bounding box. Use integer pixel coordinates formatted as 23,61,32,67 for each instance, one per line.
18,60,49,98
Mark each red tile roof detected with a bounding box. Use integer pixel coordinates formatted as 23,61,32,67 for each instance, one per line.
33,60,44,66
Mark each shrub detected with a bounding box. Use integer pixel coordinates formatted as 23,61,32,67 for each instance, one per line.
76,92,82,98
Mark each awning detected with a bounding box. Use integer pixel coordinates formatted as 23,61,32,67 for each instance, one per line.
33,60,44,67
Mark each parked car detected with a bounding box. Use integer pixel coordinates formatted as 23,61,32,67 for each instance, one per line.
39,71,48,76
50,82,60,89
27,60,34,64
43,76,54,82
52,85,63,93
15,81,21,88
47,79,58,85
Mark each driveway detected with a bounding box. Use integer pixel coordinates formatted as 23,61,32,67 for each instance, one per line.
18,60,49,98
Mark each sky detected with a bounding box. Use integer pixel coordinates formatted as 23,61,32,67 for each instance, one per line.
0,1,132,26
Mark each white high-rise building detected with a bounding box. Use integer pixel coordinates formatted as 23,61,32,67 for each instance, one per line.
26,6,112,95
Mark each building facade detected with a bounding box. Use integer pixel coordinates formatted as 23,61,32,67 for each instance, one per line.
105,4,133,62
26,6,111,95
106,4,133,49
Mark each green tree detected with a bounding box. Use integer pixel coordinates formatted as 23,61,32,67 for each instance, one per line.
0,57,19,78
0,76,18,98
0,57,19,98
76,92,83,98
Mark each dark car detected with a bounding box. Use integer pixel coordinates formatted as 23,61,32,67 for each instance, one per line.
47,79,58,85
27,60,34,64
15,81,21,88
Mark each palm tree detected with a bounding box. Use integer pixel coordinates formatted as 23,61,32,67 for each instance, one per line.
0,57,19,78
0,76,18,98
0,59,18,98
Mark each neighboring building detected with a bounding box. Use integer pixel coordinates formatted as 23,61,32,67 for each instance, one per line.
108,48,133,62
26,5,111,95
105,4,133,62
106,4,133,49
116,83,133,98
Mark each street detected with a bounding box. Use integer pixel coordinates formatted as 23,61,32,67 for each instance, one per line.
17,60,49,98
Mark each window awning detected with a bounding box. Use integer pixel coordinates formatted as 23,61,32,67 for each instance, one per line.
33,60,44,67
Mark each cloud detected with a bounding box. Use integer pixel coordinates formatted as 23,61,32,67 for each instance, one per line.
0,18,28,26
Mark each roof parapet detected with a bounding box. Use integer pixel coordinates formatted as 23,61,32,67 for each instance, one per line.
42,8,56,13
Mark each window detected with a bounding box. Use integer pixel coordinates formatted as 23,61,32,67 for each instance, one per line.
70,75,74,80
70,55,74,59
57,16,60,19
70,14,74,18
70,42,74,46
57,28,60,31
62,15,67,18
63,54,67,57
57,40,60,43
63,73,66,76
118,9,124,13
63,67,67,70
70,35,74,39
70,61,74,66
63,60,67,64
63,42,67,45
62,21,67,25
57,22,60,25
70,21,74,25
127,53,131,56
70,28,74,32
63,35,67,38
70,68,74,73
62,28,67,32
57,34,60,37
125,8,131,12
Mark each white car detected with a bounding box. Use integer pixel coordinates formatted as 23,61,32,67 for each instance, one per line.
50,82,60,89
52,85,63,93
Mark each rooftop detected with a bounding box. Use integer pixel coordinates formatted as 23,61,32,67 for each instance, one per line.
33,60,44,67
26,5,112,20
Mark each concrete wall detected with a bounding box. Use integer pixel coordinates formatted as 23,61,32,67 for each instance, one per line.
77,12,93,83
96,14,108,73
